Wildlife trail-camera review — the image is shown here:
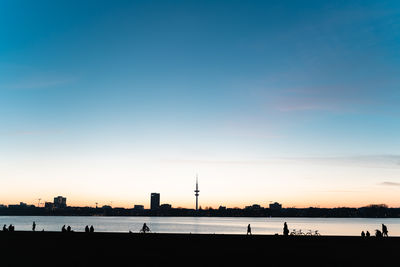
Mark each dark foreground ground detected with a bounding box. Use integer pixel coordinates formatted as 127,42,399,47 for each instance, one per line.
0,232,399,266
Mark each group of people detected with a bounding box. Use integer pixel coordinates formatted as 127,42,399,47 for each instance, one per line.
247,222,295,236
247,222,390,237
61,225,95,233
247,222,289,235
61,225,73,232
2,224,15,232
0,221,393,236
362,224,389,237
84,225,95,233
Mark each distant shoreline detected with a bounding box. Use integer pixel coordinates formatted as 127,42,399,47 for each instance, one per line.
1,214,400,218
1,204,399,218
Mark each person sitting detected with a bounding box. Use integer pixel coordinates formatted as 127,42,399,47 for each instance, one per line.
85,225,89,233
2,224,7,232
361,231,365,237
141,223,150,233
375,229,383,237
9,224,14,232
90,225,94,233
366,231,370,237
61,225,66,232
67,225,71,232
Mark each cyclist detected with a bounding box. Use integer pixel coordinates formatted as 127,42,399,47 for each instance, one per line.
141,223,150,233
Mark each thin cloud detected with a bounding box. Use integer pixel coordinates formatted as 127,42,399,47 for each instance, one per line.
380,182,400,187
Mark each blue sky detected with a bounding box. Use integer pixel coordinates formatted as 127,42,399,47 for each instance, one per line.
1,0,400,208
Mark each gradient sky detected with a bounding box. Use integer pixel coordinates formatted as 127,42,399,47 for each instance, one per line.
1,0,400,208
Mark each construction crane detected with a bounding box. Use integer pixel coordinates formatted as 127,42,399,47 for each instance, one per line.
37,198,42,207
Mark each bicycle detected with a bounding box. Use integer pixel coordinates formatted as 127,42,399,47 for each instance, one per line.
306,230,320,236
290,229,305,236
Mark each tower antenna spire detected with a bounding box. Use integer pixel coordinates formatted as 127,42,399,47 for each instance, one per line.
194,174,200,211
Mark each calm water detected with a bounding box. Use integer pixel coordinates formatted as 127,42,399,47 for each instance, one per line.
0,216,399,236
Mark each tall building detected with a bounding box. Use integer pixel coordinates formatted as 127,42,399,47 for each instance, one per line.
150,193,160,210
194,176,200,211
54,196,67,208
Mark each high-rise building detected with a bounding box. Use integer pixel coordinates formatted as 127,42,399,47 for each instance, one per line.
150,193,160,210
54,196,67,208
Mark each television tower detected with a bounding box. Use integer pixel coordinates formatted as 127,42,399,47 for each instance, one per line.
194,175,200,211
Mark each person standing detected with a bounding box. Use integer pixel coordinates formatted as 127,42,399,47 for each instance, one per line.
283,222,289,236
247,224,252,235
32,221,36,232
382,224,388,237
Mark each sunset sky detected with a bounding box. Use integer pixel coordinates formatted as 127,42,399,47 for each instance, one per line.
1,0,400,209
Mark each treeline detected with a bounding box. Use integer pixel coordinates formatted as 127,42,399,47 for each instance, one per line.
0,205,399,217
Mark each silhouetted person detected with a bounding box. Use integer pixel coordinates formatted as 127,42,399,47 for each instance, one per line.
9,224,14,232
366,231,370,237
3,224,7,232
32,221,36,232
361,231,365,237
141,223,150,233
67,225,71,232
247,224,252,235
283,222,289,236
382,224,388,237
61,225,66,232
375,229,383,237
90,225,94,233
85,225,89,233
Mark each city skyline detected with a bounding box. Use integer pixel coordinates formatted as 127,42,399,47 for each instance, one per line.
1,1,400,208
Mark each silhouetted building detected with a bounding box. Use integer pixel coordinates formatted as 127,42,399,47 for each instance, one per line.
8,202,29,209
133,205,144,210
245,204,262,210
0,204,6,208
160,204,172,209
54,196,67,208
269,202,282,210
150,193,160,210
102,205,112,209
44,202,54,209
219,206,227,210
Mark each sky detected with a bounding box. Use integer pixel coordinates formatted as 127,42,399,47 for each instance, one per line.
1,0,400,209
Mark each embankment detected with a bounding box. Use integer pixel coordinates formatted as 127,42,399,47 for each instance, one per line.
0,232,398,266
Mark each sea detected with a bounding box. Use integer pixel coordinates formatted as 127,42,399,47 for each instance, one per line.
0,216,398,236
